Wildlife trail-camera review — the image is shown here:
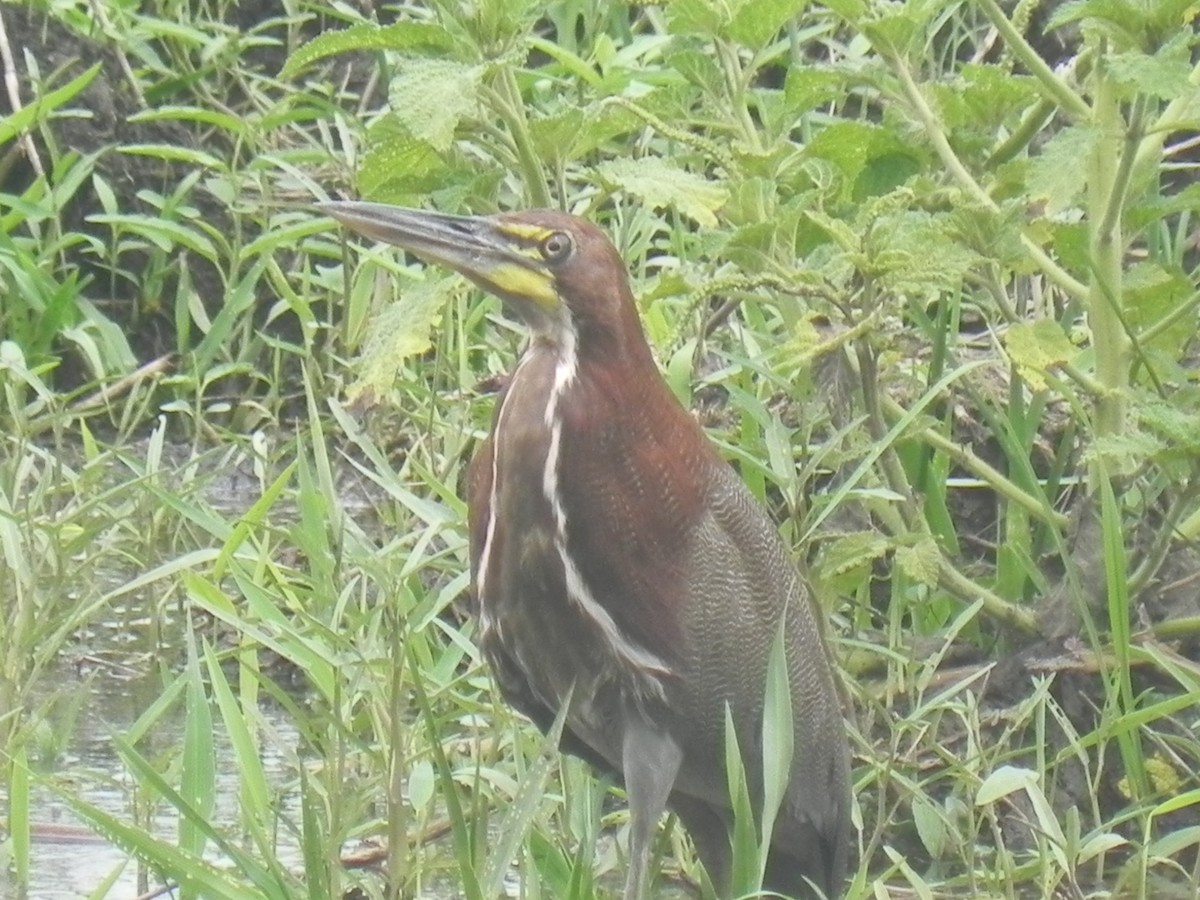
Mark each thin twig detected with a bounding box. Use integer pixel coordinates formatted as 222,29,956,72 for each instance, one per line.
0,7,46,181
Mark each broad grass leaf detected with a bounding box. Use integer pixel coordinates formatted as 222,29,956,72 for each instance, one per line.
759,619,794,861
723,704,760,894
408,759,436,812
597,158,728,227
0,64,99,146
976,764,1037,805
181,636,216,859
346,276,456,407
911,795,948,858
1003,319,1078,391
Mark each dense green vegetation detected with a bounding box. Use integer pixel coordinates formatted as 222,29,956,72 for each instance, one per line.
2,0,1199,897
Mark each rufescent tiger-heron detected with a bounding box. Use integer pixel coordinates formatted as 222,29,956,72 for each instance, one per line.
322,201,852,900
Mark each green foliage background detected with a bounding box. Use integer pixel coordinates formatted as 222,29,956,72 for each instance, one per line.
1,0,1199,897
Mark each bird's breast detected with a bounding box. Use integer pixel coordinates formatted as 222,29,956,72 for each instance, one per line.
473,348,673,717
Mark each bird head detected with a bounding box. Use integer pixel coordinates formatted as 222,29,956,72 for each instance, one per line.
320,202,642,357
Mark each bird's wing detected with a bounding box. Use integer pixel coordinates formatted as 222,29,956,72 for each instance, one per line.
681,460,851,892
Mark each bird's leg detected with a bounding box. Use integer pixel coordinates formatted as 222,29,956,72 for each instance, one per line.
620,702,683,900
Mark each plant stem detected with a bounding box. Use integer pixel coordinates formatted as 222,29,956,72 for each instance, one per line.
975,0,1092,121
1086,55,1129,442
881,395,1070,530
885,47,1089,302
491,66,551,208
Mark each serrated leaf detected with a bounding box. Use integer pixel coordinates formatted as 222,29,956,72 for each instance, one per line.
346,277,457,407
282,22,456,78
1028,125,1099,215
804,120,922,200
359,119,452,201
872,210,980,296
1107,39,1194,99
596,158,727,227
730,0,808,47
802,209,860,254
1087,430,1165,475
895,537,939,587
1003,319,1078,391
1125,261,1195,355
528,107,586,162
1138,394,1200,455
666,0,729,35
823,0,867,17
1048,0,1198,47
388,58,483,151
819,531,892,577
784,67,845,114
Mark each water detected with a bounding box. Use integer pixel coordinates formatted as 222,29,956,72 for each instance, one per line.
19,659,305,898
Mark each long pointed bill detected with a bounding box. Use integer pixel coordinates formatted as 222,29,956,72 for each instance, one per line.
319,201,561,321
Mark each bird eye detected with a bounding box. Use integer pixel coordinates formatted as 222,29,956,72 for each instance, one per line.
539,231,573,262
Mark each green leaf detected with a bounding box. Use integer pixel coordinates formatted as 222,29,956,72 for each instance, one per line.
359,118,455,201
1107,38,1194,99
759,618,794,865
912,795,947,858
480,689,572,900
1138,394,1200,455
819,531,892,578
823,0,867,18
0,64,99,147
1048,0,1199,48
871,210,981,295
784,67,846,115
666,0,730,36
596,157,728,227
976,764,1038,805
388,57,484,152
724,703,760,895
408,759,436,812
528,107,586,163
281,22,455,78
804,120,922,201
346,276,457,407
85,213,218,259
1027,125,1099,215
729,0,809,47
1003,319,1078,391
896,537,940,587
181,635,216,859
1125,261,1195,356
